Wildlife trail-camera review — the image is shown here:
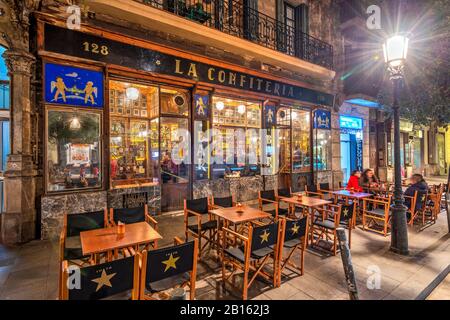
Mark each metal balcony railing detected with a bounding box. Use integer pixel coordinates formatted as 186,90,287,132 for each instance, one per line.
138,0,334,69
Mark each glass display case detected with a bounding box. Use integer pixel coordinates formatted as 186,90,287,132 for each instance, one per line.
47,109,102,192
211,96,262,179
109,80,159,188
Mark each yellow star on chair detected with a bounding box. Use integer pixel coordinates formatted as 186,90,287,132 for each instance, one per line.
162,253,180,272
343,208,349,217
91,269,116,292
291,223,299,235
260,230,270,243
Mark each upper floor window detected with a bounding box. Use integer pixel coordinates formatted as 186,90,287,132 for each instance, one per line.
0,46,10,110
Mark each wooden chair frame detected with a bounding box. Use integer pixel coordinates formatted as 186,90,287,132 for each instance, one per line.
275,187,294,217
404,190,418,225
310,204,342,255
184,198,218,256
258,190,279,220
362,195,392,236
305,185,324,199
210,195,236,209
277,216,309,286
60,253,140,300
221,223,281,300
139,237,198,300
109,204,159,256
58,209,108,297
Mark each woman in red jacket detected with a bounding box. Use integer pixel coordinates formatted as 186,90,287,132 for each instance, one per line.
346,170,363,192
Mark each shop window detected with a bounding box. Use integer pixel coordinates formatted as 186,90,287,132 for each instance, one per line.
160,88,189,116
160,117,190,184
109,80,159,188
47,109,102,192
194,120,210,181
314,129,332,171
211,96,262,179
292,109,310,172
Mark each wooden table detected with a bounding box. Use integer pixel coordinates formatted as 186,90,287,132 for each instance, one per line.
210,205,271,226
80,222,162,256
280,195,332,217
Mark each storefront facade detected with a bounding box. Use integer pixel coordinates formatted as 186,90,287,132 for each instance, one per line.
36,16,335,239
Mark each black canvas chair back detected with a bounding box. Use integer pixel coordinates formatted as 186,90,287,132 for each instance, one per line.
144,241,195,289
251,222,279,252
277,188,291,198
186,198,209,214
113,206,145,224
340,203,355,223
284,217,307,242
306,184,318,192
260,190,276,204
319,183,330,190
213,196,233,208
67,210,105,237
67,256,135,300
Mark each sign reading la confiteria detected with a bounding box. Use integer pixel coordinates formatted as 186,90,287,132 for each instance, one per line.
43,24,335,107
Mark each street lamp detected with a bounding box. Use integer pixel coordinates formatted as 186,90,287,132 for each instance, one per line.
383,34,410,255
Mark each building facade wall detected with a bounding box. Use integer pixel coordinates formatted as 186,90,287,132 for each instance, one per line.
0,0,347,243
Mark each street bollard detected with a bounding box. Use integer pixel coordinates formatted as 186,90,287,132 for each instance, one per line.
336,227,359,300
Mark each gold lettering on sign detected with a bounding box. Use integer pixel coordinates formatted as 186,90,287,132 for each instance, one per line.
239,75,246,87
218,70,226,83
265,81,272,93
187,63,198,78
274,83,280,96
249,77,254,89
288,86,294,97
256,79,263,91
175,59,183,75
208,68,215,81
229,72,236,86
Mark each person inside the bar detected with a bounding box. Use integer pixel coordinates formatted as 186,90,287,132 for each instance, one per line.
360,168,380,190
346,170,363,192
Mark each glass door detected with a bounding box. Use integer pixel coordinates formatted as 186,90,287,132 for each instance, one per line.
159,87,190,212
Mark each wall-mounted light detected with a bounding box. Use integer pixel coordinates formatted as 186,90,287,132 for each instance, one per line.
216,101,224,111
69,116,81,130
126,87,140,100
237,104,246,115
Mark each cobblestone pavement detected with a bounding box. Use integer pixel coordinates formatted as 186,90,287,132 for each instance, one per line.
0,209,449,300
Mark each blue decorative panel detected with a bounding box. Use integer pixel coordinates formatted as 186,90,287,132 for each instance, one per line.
45,63,104,108
313,109,331,129
264,104,277,128
194,94,209,119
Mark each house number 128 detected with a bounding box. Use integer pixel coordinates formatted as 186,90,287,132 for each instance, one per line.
82,42,109,56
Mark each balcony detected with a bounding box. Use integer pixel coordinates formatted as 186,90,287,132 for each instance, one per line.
86,0,335,80
139,0,333,70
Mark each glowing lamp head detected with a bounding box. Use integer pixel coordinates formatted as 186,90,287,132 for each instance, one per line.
126,87,140,100
237,104,246,115
216,101,224,111
383,34,409,68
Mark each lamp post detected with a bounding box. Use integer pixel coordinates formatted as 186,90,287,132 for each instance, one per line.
383,34,410,255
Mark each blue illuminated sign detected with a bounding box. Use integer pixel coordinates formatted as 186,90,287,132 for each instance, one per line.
340,116,363,130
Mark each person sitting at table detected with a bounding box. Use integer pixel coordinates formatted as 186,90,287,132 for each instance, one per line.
404,174,428,210
346,170,363,192
360,168,380,189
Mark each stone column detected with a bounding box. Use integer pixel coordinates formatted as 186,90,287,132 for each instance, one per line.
1,50,37,244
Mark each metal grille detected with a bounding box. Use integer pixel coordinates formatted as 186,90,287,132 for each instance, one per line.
138,0,334,69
